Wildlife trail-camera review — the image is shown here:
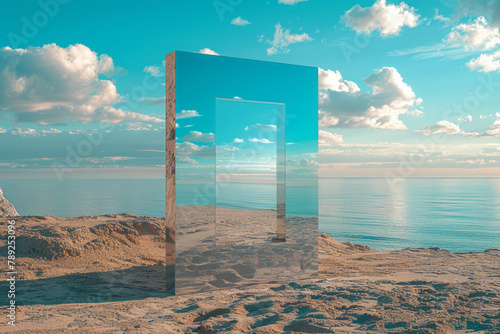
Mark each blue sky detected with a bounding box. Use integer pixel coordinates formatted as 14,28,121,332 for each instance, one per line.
174,51,317,185
214,99,283,184
0,0,499,178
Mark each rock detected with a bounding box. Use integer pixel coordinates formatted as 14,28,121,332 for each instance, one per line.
345,241,371,251
0,186,19,217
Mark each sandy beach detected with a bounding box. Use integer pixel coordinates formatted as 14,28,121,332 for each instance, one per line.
0,209,499,333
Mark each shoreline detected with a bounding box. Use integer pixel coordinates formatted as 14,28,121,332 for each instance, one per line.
4,209,499,254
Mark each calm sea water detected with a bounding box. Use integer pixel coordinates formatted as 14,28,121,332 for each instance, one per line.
176,183,318,217
320,178,500,252
0,178,498,252
0,179,166,218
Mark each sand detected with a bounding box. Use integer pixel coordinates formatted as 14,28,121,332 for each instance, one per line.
0,210,499,333
175,206,317,295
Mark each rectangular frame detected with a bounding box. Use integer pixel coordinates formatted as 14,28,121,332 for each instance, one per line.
166,51,318,295
215,98,286,244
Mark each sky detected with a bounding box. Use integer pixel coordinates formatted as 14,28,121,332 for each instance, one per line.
0,0,499,179
174,51,317,186
215,99,283,184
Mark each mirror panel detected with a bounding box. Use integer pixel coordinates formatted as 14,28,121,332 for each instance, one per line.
169,51,318,295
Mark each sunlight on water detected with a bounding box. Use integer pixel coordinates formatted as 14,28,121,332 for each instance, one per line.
319,178,500,252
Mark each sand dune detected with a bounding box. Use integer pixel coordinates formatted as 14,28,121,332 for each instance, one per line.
0,212,499,333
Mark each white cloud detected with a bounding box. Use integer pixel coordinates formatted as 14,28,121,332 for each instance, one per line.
231,17,251,26
176,142,214,158
318,68,360,93
434,8,451,25
199,48,219,55
419,120,463,135
125,122,152,131
41,128,62,134
176,110,201,119
10,127,62,136
0,44,160,124
344,0,420,37
319,67,423,130
251,123,277,131
249,138,273,144
467,50,500,72
482,112,500,136
232,138,244,143
457,115,473,123
447,17,500,51
418,120,478,136
319,130,344,145
12,128,41,136
88,156,135,164
94,106,162,124
266,23,312,55
287,158,318,167
216,144,240,158
318,115,340,128
0,128,6,134
68,130,84,135
177,156,198,164
278,0,307,4
392,16,500,73
182,131,215,142
143,65,162,77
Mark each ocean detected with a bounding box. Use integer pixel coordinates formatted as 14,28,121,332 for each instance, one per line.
1,178,498,252
319,178,500,253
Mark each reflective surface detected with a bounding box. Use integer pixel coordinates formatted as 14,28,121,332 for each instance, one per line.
215,99,286,246
170,51,318,295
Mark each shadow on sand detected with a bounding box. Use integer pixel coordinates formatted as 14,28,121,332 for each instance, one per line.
1,265,174,306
